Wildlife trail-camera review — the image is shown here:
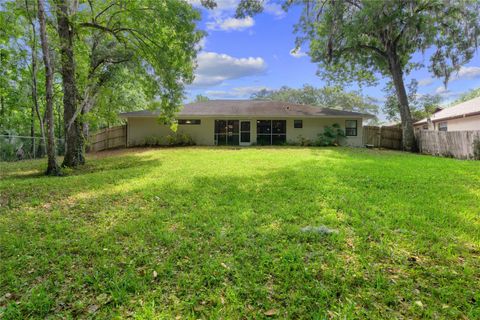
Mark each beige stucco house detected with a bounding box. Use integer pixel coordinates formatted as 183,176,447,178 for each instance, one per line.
414,96,480,132
119,100,374,147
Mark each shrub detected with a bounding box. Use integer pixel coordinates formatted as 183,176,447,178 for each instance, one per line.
166,133,195,146
0,141,17,161
316,123,346,146
473,138,480,160
144,136,162,147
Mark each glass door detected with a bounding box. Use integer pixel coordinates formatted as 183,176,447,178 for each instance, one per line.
240,121,251,145
215,120,239,145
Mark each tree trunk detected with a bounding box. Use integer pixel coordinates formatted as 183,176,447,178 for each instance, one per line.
37,0,61,175
0,96,4,119
27,2,46,157
387,50,417,152
56,0,83,167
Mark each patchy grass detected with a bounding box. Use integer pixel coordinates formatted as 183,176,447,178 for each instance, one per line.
0,147,479,319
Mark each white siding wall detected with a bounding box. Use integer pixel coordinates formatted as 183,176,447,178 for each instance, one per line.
126,116,364,147
443,115,480,131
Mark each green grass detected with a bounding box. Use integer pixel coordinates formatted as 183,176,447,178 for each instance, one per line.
0,147,479,319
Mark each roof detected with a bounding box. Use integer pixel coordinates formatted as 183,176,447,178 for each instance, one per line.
415,96,480,125
119,100,374,119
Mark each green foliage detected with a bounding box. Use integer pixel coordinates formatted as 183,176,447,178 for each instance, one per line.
251,84,379,116
166,133,195,146
451,87,480,105
288,135,313,146
474,138,480,160
142,133,195,147
0,140,16,161
383,79,442,122
316,124,346,146
193,94,210,102
0,0,205,145
1,148,479,318
290,0,480,86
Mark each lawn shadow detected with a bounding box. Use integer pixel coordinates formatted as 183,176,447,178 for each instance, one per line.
1,149,479,319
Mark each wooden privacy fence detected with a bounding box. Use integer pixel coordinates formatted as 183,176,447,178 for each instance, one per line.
363,126,403,150
416,130,480,160
88,125,127,152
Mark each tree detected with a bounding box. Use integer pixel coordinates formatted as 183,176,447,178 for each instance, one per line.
194,94,210,102
37,0,61,175
293,0,480,151
451,87,480,105
250,84,379,116
383,79,441,122
52,0,202,168
230,0,480,151
23,0,46,156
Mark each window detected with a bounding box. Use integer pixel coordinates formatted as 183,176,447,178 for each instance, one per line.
256,120,286,145
214,120,239,145
178,119,201,125
438,121,448,132
294,120,303,128
345,120,357,136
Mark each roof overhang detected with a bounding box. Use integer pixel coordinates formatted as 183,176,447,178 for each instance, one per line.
414,110,480,125
119,113,375,119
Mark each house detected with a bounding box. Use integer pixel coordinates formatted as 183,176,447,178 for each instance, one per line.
414,96,480,131
119,100,374,147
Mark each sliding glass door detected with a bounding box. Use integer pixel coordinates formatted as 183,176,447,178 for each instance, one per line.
256,120,286,145
215,120,239,145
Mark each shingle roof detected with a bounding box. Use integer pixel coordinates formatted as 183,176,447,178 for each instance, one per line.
119,100,374,119
415,96,480,124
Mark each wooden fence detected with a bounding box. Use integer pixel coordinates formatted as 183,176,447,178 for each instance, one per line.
416,130,480,160
88,125,127,152
363,126,403,150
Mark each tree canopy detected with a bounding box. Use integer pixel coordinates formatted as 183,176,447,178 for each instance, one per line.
250,84,379,117
0,0,204,171
383,79,442,122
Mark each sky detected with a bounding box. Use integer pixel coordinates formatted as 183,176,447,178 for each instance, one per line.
185,0,480,118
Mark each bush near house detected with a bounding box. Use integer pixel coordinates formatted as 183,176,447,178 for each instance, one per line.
0,147,479,319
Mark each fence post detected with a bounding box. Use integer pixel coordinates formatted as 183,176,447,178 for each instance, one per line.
33,136,36,159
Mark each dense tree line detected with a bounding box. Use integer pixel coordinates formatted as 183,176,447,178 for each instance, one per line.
1,0,202,173
250,84,379,118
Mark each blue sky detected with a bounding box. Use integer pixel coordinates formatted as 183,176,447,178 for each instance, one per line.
186,1,480,116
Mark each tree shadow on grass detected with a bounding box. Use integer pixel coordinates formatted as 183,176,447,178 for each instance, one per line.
0,154,163,213
1,152,479,318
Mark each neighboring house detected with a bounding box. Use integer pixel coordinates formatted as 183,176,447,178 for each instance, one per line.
414,96,480,131
119,100,374,147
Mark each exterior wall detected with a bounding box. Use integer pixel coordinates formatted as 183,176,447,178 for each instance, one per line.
126,116,364,147
127,117,215,146
415,115,480,132
442,115,480,131
283,117,363,147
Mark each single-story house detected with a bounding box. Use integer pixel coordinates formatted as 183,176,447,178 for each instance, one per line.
119,100,374,147
414,96,480,131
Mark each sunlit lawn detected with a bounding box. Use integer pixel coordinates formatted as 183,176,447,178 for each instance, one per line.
0,147,479,319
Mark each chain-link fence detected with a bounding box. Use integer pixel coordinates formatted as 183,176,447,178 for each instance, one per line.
0,135,64,162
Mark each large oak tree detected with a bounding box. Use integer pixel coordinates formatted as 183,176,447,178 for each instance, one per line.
232,0,480,151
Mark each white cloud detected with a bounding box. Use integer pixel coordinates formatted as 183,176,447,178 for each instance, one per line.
264,2,286,19
191,52,266,87
418,78,434,87
290,47,307,58
451,66,480,81
189,0,285,33
206,86,269,98
434,86,459,98
207,16,254,31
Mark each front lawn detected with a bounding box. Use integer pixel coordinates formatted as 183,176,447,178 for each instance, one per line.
1,147,479,319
